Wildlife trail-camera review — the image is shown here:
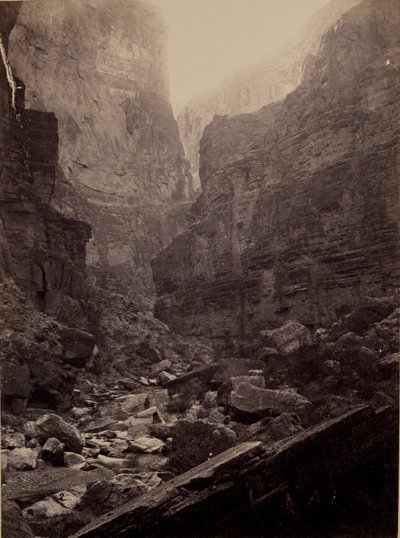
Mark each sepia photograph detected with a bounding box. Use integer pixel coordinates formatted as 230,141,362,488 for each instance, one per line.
0,0,398,536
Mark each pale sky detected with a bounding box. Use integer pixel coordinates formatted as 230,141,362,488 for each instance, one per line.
153,0,331,113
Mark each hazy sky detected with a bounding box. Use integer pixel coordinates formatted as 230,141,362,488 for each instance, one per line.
153,0,331,113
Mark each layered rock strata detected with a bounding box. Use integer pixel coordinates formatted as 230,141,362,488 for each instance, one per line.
8,0,193,306
178,0,361,188
153,0,400,341
0,2,95,410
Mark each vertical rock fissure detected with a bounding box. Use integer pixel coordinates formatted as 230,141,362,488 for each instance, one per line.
0,32,17,112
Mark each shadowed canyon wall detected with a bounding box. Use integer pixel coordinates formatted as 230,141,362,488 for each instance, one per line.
177,0,361,190
8,0,193,308
153,0,400,342
0,2,91,330
0,0,198,411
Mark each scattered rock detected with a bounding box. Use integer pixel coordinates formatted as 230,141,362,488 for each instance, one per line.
23,497,70,519
129,436,164,453
204,391,218,406
8,448,39,471
1,432,26,449
70,407,92,420
213,425,237,442
41,437,65,466
231,382,311,415
64,452,86,469
36,414,83,453
81,473,160,515
263,321,312,354
119,393,150,414
135,406,159,418
151,359,173,374
110,439,129,452
139,376,150,386
158,371,177,384
26,438,40,449
23,421,40,441
208,408,227,424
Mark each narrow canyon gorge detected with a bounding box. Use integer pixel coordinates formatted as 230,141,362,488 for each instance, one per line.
0,1,398,537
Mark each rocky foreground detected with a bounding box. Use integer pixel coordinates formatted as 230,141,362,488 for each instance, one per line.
2,297,398,537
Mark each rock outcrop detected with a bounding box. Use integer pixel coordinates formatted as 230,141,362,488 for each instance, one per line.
177,0,361,188
153,0,400,342
8,0,193,307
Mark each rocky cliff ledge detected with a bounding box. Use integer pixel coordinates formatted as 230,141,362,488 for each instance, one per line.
153,0,400,342
177,0,361,189
8,0,193,307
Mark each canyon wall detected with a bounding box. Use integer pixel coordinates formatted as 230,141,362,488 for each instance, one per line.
0,2,91,330
8,0,193,308
0,2,96,411
178,0,361,190
153,0,400,342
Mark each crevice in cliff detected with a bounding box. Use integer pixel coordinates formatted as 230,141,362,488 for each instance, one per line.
0,31,18,113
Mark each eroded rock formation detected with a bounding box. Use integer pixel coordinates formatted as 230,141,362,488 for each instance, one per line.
153,0,400,341
178,0,361,189
8,0,193,307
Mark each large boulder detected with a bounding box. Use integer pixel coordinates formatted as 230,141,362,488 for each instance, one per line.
262,320,312,355
81,473,161,515
60,327,95,368
230,382,311,415
22,486,85,520
36,414,83,453
344,297,398,335
2,500,35,538
8,448,39,471
118,393,150,414
41,437,65,466
129,436,164,453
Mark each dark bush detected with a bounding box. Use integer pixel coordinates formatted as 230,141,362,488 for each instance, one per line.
168,420,235,474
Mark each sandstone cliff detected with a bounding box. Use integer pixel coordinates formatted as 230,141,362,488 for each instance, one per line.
153,0,400,342
178,0,361,190
8,0,193,307
0,2,96,411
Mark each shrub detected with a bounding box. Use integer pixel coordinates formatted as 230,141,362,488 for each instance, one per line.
168,420,235,474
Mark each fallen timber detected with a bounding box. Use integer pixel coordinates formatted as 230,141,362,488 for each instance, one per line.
71,405,398,537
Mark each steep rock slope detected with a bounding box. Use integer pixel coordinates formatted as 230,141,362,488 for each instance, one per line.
178,0,361,189
8,0,193,307
0,2,94,410
153,0,400,342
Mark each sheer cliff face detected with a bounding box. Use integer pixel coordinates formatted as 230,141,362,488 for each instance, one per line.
8,0,193,306
0,3,91,329
153,0,400,341
178,0,361,190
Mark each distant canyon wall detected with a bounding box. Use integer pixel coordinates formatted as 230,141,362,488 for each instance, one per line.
8,0,193,307
153,0,400,341
177,0,361,190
